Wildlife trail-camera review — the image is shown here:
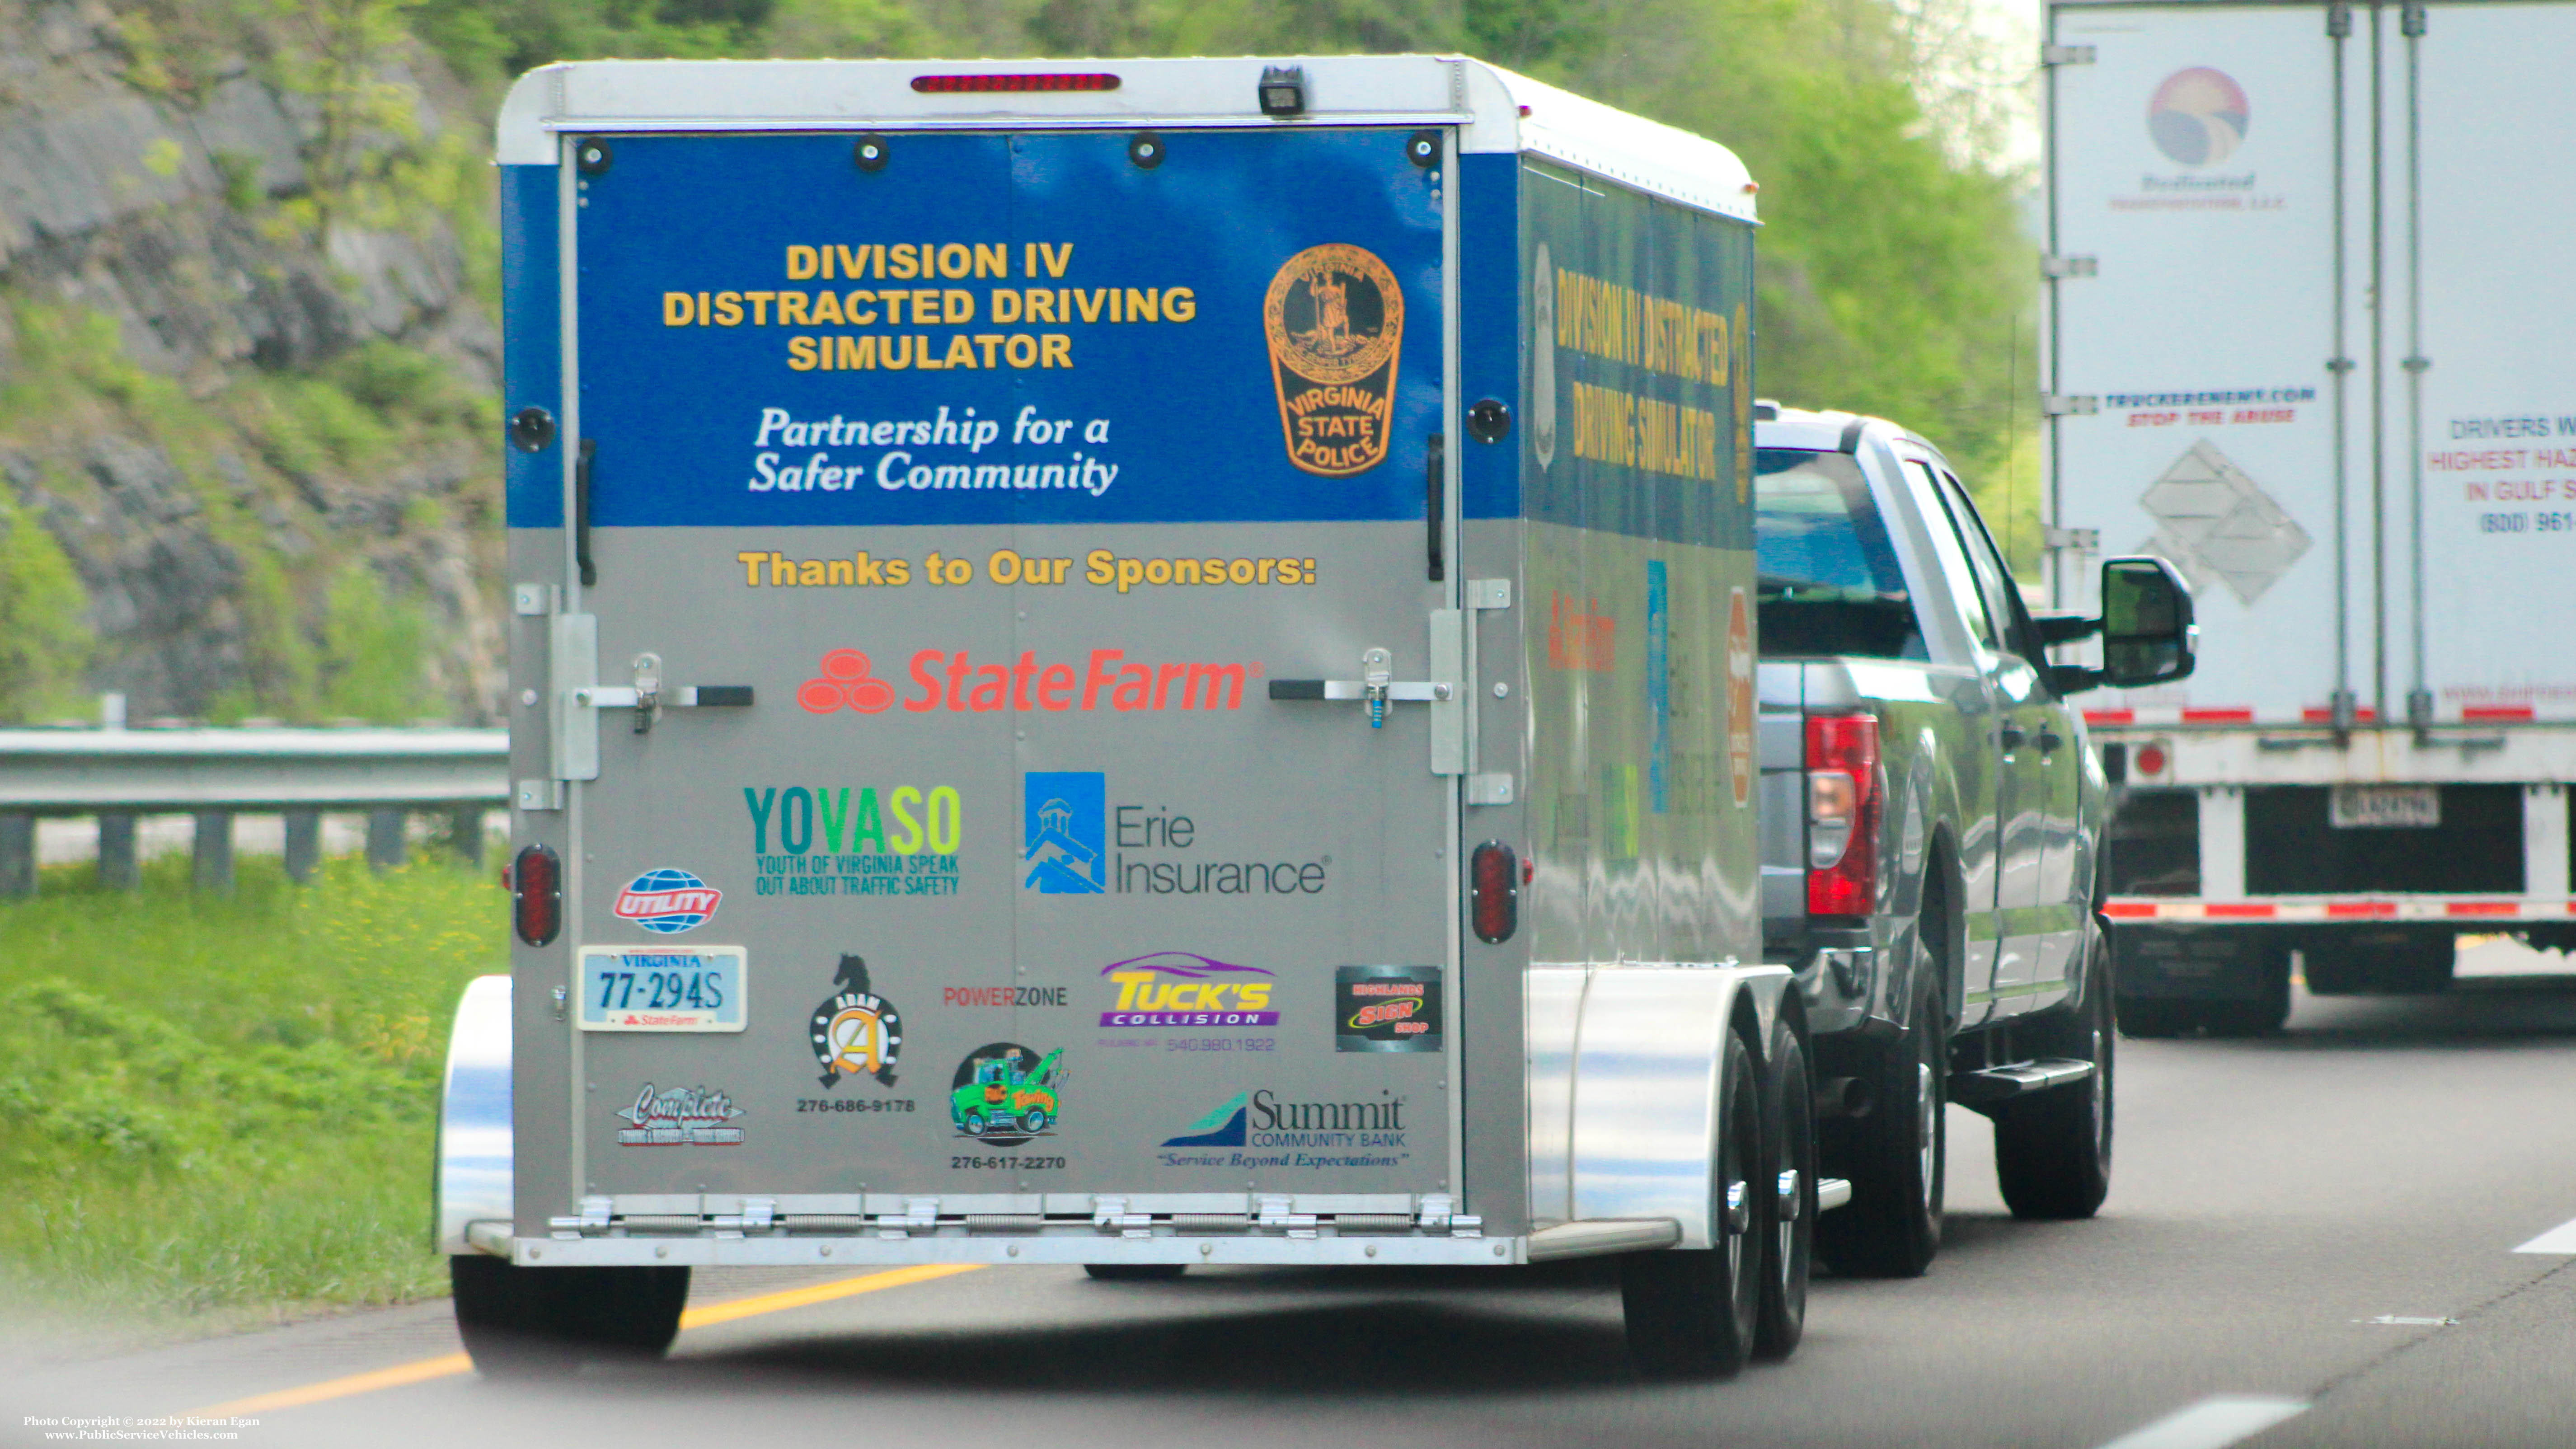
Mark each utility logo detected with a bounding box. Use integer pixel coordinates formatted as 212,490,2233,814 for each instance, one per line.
1024,771,1105,894
799,649,897,713
809,954,902,1088
1101,952,1277,1027
615,1083,745,1146
614,868,721,933
949,1042,1063,1145
2148,68,2249,167
1264,243,1403,477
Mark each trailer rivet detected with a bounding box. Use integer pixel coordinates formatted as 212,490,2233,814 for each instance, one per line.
1494,682,1510,699
1008,1244,1020,1257
1365,1244,1378,1258
854,134,889,173
820,1245,832,1257
528,1247,541,1260
656,1245,669,1259
1493,1243,1506,1257
1200,1242,1214,1257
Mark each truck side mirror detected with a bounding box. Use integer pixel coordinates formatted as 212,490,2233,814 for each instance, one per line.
2098,556,2196,687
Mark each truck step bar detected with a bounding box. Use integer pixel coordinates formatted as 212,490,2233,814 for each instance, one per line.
1948,1059,2095,1109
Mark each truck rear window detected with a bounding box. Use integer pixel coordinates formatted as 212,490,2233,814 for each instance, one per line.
1755,448,1924,660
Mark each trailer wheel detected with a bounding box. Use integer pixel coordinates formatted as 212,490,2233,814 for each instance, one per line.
1755,1013,1815,1361
1818,945,1947,1278
2115,997,2190,1038
451,1255,690,1378
1621,1032,1762,1380
2201,946,2293,1037
1993,940,2114,1220
1084,1264,1187,1281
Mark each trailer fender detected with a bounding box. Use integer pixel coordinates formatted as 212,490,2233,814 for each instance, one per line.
434,975,514,1255
1568,964,1794,1249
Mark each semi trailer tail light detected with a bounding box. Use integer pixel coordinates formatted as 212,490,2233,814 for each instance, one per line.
512,844,562,946
1806,714,1881,917
1470,842,1519,943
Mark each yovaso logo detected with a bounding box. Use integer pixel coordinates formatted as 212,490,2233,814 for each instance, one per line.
744,785,962,899
1100,952,1277,1028
613,868,721,933
2148,67,2249,167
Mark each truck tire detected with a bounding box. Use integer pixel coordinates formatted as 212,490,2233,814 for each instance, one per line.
1817,948,1947,1278
2200,946,2293,1037
1992,942,2114,1219
1621,1032,1763,1379
1755,1014,1815,1361
451,1255,690,1378
1084,1264,1187,1281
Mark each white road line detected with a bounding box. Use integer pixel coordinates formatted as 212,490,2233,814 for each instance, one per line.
2092,1396,2309,1449
2512,1215,2576,1253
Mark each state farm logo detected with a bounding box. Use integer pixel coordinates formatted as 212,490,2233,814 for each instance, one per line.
799,649,897,714
800,647,1264,715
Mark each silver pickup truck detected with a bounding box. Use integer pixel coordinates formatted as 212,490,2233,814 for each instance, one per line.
1752,407,2196,1276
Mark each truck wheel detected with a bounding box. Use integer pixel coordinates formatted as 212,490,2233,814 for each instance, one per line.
1020,1107,1050,1134
1084,1264,1187,1281
1755,1014,1815,1360
451,1256,690,1377
1993,943,2114,1219
1818,960,1947,1278
2115,997,2190,1038
962,1111,988,1136
1621,1033,1762,1380
2201,946,2293,1037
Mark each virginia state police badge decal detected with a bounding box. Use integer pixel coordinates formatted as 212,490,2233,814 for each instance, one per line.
1263,244,1403,476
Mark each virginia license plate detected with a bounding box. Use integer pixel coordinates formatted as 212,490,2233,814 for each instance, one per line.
2329,785,2440,829
578,946,747,1032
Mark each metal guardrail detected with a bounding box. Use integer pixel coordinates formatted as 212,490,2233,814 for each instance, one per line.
0,726,509,896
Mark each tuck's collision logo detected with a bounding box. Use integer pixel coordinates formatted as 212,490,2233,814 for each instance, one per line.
798,647,1262,714
1100,952,1278,1027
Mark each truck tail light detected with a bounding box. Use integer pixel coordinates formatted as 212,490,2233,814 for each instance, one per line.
1806,714,1881,917
1470,842,1519,943
512,844,562,946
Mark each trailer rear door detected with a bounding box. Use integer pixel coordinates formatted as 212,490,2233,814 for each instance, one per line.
546,127,1459,1214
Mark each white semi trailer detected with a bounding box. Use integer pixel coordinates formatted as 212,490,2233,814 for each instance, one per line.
2041,0,2576,1031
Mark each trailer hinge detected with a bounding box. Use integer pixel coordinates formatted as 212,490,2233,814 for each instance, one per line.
1417,1193,1455,1230
2041,43,2096,65
2402,355,2431,374
1256,1194,1318,1238
2401,0,2426,37
2328,356,2357,373
1092,1196,1151,1236
546,1195,613,1237
2042,254,2098,279
2327,1,2352,37
876,1196,938,1238
2042,394,2101,417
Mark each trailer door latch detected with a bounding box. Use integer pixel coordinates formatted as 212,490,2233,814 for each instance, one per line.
1267,645,1454,724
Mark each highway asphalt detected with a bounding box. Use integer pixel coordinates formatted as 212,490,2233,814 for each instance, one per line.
14,949,2576,1449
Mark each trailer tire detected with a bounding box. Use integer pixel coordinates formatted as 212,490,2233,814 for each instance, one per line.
2115,997,2189,1038
451,1255,690,1378
2303,936,2455,995
1755,1014,1815,1361
1084,1264,1187,1281
1621,1032,1763,1380
2201,947,2293,1037
1818,943,1947,1278
1993,941,2114,1220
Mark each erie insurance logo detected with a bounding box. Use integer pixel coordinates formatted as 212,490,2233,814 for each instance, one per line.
1263,243,1402,477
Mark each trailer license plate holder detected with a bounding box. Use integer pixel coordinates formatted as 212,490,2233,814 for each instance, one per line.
578,946,747,1031
2329,785,2440,830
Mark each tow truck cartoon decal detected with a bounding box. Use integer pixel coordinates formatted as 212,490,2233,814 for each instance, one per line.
948,1042,1063,1145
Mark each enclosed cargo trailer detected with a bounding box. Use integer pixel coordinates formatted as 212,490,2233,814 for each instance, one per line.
437,55,1832,1379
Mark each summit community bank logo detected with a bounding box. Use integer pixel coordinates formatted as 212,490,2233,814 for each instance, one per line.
2148,67,2249,166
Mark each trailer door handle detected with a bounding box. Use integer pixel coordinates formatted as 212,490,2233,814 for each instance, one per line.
2036,726,2065,754
1267,680,1453,703
1426,432,1445,582
1999,723,2027,752
574,437,598,586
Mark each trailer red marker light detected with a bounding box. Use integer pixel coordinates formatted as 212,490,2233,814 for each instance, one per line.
2135,742,2168,776
512,844,562,947
1470,842,1519,943
1806,713,1880,917
911,73,1120,93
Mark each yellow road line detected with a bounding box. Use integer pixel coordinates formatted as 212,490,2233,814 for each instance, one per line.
184,1263,983,1419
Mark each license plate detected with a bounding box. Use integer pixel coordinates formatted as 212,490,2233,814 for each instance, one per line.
578,946,747,1032
2329,785,2440,829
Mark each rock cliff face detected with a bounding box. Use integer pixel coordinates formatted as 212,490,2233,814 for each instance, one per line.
0,0,502,724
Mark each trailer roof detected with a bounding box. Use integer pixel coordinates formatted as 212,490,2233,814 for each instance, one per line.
495,56,1758,222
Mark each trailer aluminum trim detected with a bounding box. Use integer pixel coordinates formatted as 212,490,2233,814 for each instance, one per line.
494,57,1759,221
2105,895,2576,921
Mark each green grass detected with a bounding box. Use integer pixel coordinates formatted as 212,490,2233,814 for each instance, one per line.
0,851,506,1343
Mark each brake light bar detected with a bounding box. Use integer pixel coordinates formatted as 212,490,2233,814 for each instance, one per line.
1806,713,1882,917
911,73,1121,93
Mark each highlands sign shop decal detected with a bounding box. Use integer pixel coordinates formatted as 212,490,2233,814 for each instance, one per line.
743,785,961,898
1023,771,1328,898
1156,1088,1411,1170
